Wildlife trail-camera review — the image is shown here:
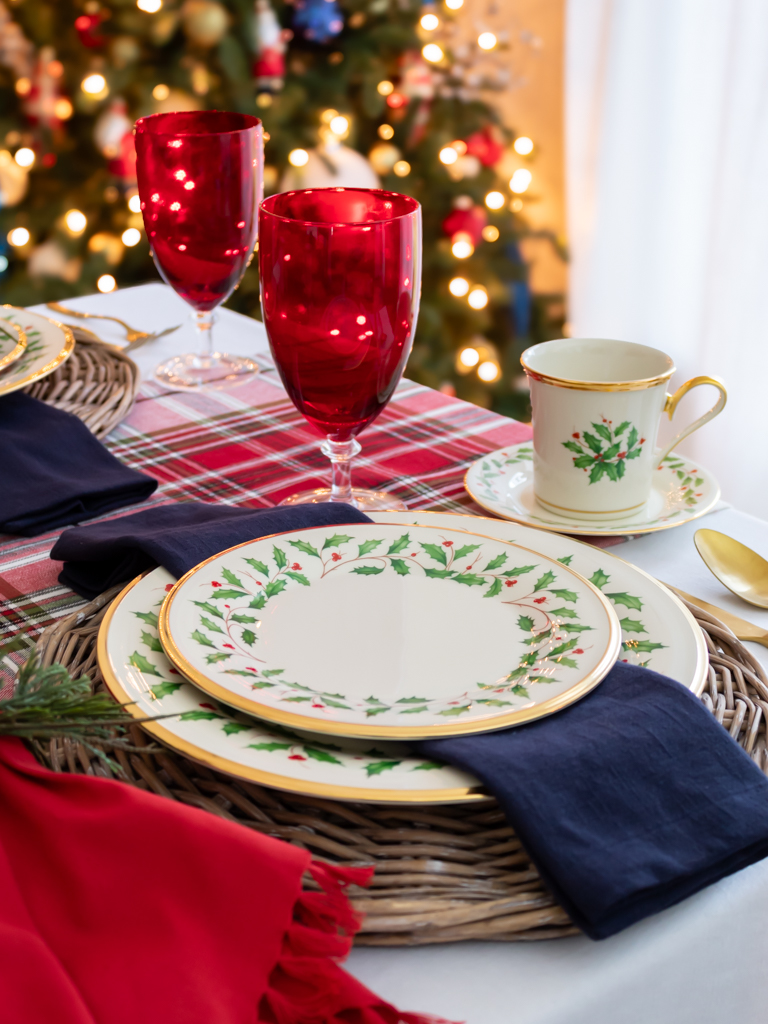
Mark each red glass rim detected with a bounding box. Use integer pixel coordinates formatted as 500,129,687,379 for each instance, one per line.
134,110,261,137
260,188,420,227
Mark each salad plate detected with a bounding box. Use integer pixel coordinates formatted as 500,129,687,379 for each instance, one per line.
98,568,484,803
0,306,74,396
159,523,622,739
464,442,720,536
0,319,27,372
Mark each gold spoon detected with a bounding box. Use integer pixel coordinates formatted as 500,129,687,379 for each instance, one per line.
694,529,768,610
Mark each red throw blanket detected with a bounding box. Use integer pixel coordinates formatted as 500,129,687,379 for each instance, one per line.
0,738,450,1024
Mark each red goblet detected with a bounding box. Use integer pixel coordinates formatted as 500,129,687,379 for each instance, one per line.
135,110,263,388
259,188,421,510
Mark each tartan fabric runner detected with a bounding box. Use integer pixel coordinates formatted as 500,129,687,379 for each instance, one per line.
0,365,531,696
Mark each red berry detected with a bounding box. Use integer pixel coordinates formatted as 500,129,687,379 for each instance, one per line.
618,452,626,458
574,648,584,655
223,643,235,650
504,579,517,587
211,581,221,587
199,703,216,710
288,754,307,761
572,432,580,439
443,540,453,547
640,438,646,444
534,596,547,604
165,583,174,592
331,552,342,561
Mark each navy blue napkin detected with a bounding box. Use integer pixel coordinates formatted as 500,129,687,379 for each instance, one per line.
52,501,373,598
418,662,768,939
0,392,157,537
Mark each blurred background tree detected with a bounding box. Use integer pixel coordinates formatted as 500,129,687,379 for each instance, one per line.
0,0,565,419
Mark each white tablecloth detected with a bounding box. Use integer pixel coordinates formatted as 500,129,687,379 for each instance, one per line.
30,284,768,1024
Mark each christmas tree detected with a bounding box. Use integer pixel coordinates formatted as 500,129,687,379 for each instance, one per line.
0,0,563,419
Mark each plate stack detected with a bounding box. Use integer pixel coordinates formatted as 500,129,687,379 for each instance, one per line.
0,306,75,397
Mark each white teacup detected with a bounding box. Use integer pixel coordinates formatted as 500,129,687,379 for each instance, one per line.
520,338,727,521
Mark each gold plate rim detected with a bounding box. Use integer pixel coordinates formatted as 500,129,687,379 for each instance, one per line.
0,319,27,372
0,305,75,396
158,523,623,740
463,445,721,538
98,572,488,804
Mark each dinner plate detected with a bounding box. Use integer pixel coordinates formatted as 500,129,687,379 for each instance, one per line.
369,510,708,694
98,568,484,803
0,319,27,372
0,306,74,397
159,523,622,739
464,442,720,536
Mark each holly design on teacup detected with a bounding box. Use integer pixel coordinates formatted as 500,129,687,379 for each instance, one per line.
562,419,645,484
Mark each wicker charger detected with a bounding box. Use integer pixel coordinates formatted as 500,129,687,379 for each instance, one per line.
22,326,140,439
32,591,768,946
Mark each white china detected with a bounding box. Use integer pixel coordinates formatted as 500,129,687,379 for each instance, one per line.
0,306,74,396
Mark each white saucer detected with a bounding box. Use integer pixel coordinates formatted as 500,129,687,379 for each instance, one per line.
464,442,721,536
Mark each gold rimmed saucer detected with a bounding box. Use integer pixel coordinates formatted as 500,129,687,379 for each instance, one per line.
0,306,74,397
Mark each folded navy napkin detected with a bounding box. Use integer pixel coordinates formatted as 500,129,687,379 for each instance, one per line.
417,662,768,939
0,392,157,537
52,501,373,598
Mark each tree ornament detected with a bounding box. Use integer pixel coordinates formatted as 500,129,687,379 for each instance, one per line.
292,0,344,45
74,12,105,49
0,2,35,80
253,0,288,92
93,98,137,182
400,50,434,100
181,0,229,48
464,125,504,167
442,205,487,245
27,239,82,283
281,142,379,191
110,35,142,69
367,142,401,176
0,148,28,208
21,46,64,130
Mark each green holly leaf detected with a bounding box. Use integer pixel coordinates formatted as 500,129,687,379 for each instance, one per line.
603,443,621,460
365,760,401,776
616,459,626,478
264,578,288,598
584,431,604,454
557,657,579,669
477,699,513,707
285,571,310,586
453,573,485,586
522,630,550,645
225,669,264,678
352,565,385,575
365,696,386,705
604,463,619,482
517,614,534,632
438,704,472,716
289,539,321,558
592,422,612,443
322,534,353,550
506,667,529,680
365,705,391,717
210,589,247,600
695,477,704,487
589,569,610,589
262,669,284,677
387,558,409,576
573,454,595,469
250,680,277,688
503,565,536,576
562,440,584,454
357,538,383,557
240,629,257,646
511,684,530,698
482,553,507,571
424,568,455,578
134,610,159,628
607,592,643,611
551,606,578,618
190,630,216,648
222,722,249,736
248,741,292,751
387,533,411,555
558,622,593,633
282,696,312,703
626,448,642,460
619,618,647,634
397,696,431,703
322,698,351,709
149,681,182,699
200,616,224,634
399,705,428,714
193,601,224,619
205,652,232,664
627,426,639,449
180,710,222,721
140,630,163,652
304,746,343,765
557,555,573,565
550,589,578,603
614,421,629,436
231,613,257,624
589,462,606,484
411,762,444,771
484,577,502,598
548,639,578,658
453,543,481,561
273,545,287,569
420,542,447,565
623,640,666,653
533,570,556,592
221,567,245,589
244,558,270,576
249,593,266,609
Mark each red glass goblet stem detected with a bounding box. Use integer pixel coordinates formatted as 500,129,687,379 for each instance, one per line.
259,188,422,509
134,110,263,387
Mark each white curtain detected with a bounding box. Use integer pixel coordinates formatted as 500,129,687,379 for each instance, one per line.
565,0,768,517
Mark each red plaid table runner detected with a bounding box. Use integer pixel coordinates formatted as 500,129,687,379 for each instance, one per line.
0,368,531,695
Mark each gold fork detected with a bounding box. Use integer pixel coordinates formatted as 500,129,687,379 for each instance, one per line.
46,301,181,348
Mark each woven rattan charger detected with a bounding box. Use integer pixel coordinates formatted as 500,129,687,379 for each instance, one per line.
32,590,768,946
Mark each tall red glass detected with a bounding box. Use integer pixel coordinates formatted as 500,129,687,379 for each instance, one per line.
135,110,263,388
259,188,421,509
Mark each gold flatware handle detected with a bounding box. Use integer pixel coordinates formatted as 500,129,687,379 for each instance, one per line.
663,582,768,648
46,302,149,340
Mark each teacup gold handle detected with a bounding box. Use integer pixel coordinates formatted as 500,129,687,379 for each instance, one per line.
656,375,727,467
